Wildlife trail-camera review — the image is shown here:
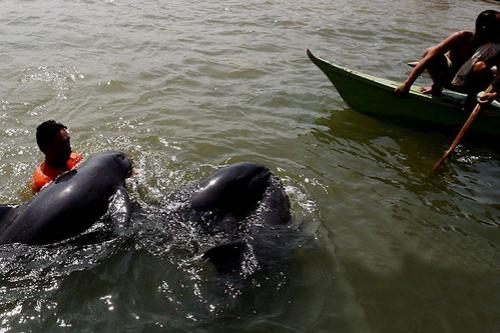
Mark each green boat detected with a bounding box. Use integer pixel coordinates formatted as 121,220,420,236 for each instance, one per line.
307,49,500,138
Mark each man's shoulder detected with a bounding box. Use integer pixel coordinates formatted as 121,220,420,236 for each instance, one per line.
448,30,474,41
32,163,51,193
32,164,43,177
33,162,52,180
70,152,83,160
455,30,473,36
69,152,83,164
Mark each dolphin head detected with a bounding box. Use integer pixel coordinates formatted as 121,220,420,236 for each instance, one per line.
191,162,271,214
80,151,133,181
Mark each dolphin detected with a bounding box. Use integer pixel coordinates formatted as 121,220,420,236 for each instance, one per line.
176,162,292,273
0,151,132,245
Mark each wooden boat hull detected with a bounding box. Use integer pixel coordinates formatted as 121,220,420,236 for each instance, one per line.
307,49,500,138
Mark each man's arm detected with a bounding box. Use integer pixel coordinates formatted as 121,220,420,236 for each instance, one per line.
478,53,500,103
395,31,471,95
478,71,500,104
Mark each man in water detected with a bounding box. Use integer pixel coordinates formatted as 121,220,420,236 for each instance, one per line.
394,10,500,104
32,120,83,193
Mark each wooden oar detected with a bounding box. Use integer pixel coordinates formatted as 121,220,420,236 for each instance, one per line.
432,77,499,173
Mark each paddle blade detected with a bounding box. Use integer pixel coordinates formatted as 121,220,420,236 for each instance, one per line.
431,102,483,173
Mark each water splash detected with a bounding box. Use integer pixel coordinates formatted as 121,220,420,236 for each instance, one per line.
20,65,84,100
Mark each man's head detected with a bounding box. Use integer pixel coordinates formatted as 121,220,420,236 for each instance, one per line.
36,120,72,166
475,10,500,42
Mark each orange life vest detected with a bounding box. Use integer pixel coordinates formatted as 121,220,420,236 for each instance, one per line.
32,152,83,193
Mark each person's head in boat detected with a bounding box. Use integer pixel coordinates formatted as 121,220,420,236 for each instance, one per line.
36,120,73,168
475,10,500,43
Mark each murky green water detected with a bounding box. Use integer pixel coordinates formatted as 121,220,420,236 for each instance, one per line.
0,0,499,332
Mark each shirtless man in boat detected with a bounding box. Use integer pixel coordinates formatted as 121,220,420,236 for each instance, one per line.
394,10,500,104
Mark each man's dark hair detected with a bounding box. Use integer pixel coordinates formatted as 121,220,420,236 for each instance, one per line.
36,120,67,152
476,10,500,42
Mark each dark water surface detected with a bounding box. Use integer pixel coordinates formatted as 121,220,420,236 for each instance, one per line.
0,0,499,332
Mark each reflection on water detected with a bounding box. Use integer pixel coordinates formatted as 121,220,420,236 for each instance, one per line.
0,0,499,331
